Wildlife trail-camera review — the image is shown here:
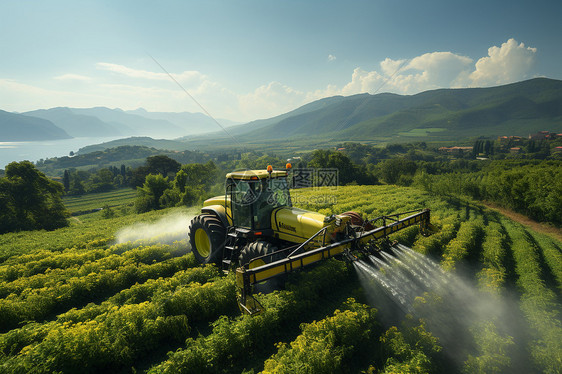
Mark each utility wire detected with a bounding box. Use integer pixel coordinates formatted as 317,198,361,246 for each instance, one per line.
147,53,243,148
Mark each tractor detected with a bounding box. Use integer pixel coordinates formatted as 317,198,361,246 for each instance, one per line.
188,165,431,314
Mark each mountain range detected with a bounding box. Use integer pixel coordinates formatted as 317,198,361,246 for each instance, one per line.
220,77,562,143
2,78,562,144
0,107,239,142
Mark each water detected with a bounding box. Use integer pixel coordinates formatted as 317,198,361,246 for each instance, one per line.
0,136,123,168
354,244,527,371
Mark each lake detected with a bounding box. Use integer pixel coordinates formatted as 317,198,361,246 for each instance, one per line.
0,137,123,169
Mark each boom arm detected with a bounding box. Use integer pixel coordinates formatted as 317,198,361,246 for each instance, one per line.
236,209,431,314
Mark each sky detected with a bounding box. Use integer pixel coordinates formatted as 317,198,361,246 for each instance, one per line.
1,0,561,123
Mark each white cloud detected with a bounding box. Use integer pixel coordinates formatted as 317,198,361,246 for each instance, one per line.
0,78,106,111
53,73,92,82
469,38,537,86
0,39,539,123
238,81,305,120
328,54,336,62
96,62,206,86
314,38,536,98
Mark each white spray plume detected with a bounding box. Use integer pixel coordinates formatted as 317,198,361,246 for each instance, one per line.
355,244,532,373
115,209,197,245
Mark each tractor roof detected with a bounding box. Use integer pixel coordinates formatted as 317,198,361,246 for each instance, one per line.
226,169,288,180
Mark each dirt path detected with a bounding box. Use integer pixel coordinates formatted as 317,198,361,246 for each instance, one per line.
482,202,562,242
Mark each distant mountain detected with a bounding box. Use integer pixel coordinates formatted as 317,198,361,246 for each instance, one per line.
23,107,123,137
181,95,348,141
227,78,562,142
70,107,186,138
0,110,71,141
127,108,240,135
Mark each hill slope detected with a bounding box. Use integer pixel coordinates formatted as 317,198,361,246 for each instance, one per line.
0,110,72,141
242,78,562,141
70,107,186,138
24,107,124,137
127,108,240,135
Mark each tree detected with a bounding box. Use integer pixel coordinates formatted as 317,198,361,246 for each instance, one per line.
379,158,418,184
307,149,373,185
63,170,70,192
130,165,151,188
135,174,172,213
146,155,181,177
0,161,68,233
89,168,115,192
69,175,86,196
181,161,219,189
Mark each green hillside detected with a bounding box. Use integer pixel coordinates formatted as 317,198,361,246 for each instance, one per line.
343,79,562,139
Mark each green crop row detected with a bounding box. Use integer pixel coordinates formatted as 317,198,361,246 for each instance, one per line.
524,230,562,293
262,299,379,373
501,218,562,373
0,274,236,373
378,318,442,374
412,214,460,256
441,218,484,271
0,252,194,332
477,220,508,294
0,243,191,298
148,260,353,374
0,265,221,357
0,248,111,282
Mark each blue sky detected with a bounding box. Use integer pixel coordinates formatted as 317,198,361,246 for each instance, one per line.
1,0,561,122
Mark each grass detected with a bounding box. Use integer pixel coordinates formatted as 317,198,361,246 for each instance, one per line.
398,128,447,137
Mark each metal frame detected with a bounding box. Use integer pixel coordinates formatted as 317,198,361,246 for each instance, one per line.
236,209,431,314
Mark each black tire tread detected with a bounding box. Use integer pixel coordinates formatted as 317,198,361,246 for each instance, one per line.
188,214,226,264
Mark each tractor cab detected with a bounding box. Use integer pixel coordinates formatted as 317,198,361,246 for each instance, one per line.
226,168,291,231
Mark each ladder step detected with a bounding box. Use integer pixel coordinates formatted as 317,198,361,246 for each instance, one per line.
222,259,232,273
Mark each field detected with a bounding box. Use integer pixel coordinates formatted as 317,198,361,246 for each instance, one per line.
397,128,447,137
63,188,137,217
1,185,561,373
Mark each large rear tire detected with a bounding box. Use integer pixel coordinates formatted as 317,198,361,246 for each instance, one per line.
188,214,226,264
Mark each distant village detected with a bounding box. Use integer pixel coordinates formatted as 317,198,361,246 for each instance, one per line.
439,131,562,158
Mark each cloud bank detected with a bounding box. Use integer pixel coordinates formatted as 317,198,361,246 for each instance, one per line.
0,38,538,122
313,38,537,100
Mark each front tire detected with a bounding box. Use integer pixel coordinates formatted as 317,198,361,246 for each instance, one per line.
188,214,226,264
239,241,279,268
239,241,284,293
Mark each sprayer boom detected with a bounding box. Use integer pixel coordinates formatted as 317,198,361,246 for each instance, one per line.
237,209,431,314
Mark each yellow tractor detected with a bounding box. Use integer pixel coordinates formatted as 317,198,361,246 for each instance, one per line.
188,165,431,314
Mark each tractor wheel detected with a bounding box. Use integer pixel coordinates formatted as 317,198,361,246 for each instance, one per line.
188,214,226,264
341,211,374,231
239,241,284,293
238,241,279,268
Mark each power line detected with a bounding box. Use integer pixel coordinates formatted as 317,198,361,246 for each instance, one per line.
147,53,243,148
